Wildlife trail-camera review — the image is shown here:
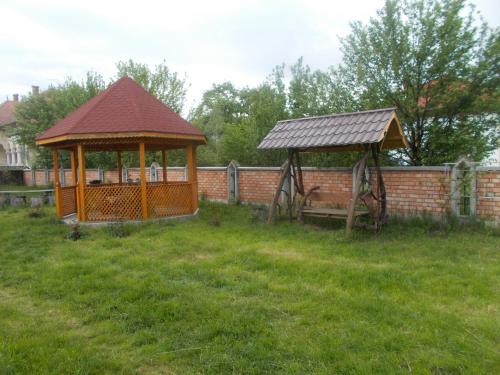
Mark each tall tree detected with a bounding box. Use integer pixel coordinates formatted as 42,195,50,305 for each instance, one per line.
189,82,246,165
13,72,106,167
116,59,188,114
341,0,499,165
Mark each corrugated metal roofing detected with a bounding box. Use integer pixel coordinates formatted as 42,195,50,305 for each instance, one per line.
258,108,399,150
36,77,205,141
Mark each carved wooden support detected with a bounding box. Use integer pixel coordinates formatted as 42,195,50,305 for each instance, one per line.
297,185,320,223
346,152,369,234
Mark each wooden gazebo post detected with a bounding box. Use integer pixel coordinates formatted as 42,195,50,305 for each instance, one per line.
70,148,79,216
52,148,62,217
161,149,167,182
139,142,149,219
77,144,86,221
117,151,122,184
70,149,77,186
186,144,198,211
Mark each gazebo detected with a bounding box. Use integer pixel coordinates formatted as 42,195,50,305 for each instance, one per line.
258,108,408,233
36,77,206,222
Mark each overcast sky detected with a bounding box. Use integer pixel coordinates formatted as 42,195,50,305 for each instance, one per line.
1,0,498,112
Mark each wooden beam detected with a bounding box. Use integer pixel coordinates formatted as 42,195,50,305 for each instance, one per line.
69,148,77,186
77,144,86,221
186,144,198,211
346,152,369,234
371,143,387,230
52,148,62,217
36,131,207,146
161,149,167,182
294,150,305,196
139,142,148,219
267,159,291,224
117,151,122,184
297,185,320,222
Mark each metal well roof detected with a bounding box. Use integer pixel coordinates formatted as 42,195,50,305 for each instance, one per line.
258,108,405,151
36,77,205,142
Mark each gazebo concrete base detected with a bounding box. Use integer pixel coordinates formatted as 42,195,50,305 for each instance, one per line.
62,209,199,226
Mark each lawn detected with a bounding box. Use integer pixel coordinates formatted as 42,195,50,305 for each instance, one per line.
0,184,51,191
0,203,498,374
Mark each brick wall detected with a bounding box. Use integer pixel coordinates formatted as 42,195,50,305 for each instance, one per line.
476,168,500,220
198,168,228,201
22,165,500,222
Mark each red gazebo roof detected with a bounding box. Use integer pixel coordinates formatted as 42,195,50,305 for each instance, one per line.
36,76,205,144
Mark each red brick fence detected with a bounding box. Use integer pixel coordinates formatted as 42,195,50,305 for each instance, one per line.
23,164,500,222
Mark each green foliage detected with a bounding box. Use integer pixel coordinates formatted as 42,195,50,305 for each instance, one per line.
107,222,130,238
340,0,499,165
116,59,188,114
66,224,83,241
13,72,105,167
0,203,498,373
12,1,498,168
27,207,45,218
14,61,190,169
190,60,361,167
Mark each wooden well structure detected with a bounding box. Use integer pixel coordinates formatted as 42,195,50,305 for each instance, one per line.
36,77,206,222
258,108,408,233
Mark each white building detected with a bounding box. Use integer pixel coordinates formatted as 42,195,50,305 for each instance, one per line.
0,90,35,167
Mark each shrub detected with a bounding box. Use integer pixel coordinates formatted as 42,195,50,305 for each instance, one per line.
27,207,45,218
108,222,130,238
67,224,83,241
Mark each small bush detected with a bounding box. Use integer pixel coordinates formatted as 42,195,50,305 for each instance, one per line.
210,216,221,227
67,224,83,241
209,205,223,227
250,205,268,223
27,208,45,218
200,191,208,202
108,222,130,238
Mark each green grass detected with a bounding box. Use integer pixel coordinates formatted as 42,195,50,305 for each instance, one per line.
0,184,51,193
0,203,498,374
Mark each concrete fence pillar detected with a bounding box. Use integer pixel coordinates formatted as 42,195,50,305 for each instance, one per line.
227,160,240,203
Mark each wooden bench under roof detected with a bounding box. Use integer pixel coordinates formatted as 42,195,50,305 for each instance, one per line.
257,108,409,233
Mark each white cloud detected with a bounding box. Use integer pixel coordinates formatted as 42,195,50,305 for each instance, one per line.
1,0,498,111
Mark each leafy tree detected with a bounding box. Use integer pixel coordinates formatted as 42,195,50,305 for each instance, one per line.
341,0,499,165
13,72,106,167
14,61,189,169
116,59,188,114
189,82,246,165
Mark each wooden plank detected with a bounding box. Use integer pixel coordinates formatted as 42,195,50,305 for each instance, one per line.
161,149,167,182
36,131,207,146
117,151,122,184
70,149,77,185
346,152,369,234
303,207,369,217
267,159,291,224
77,144,86,221
186,144,198,211
297,185,320,222
52,148,62,217
139,142,149,219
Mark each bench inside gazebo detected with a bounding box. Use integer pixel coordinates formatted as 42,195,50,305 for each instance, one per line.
35,77,206,223
258,108,408,233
